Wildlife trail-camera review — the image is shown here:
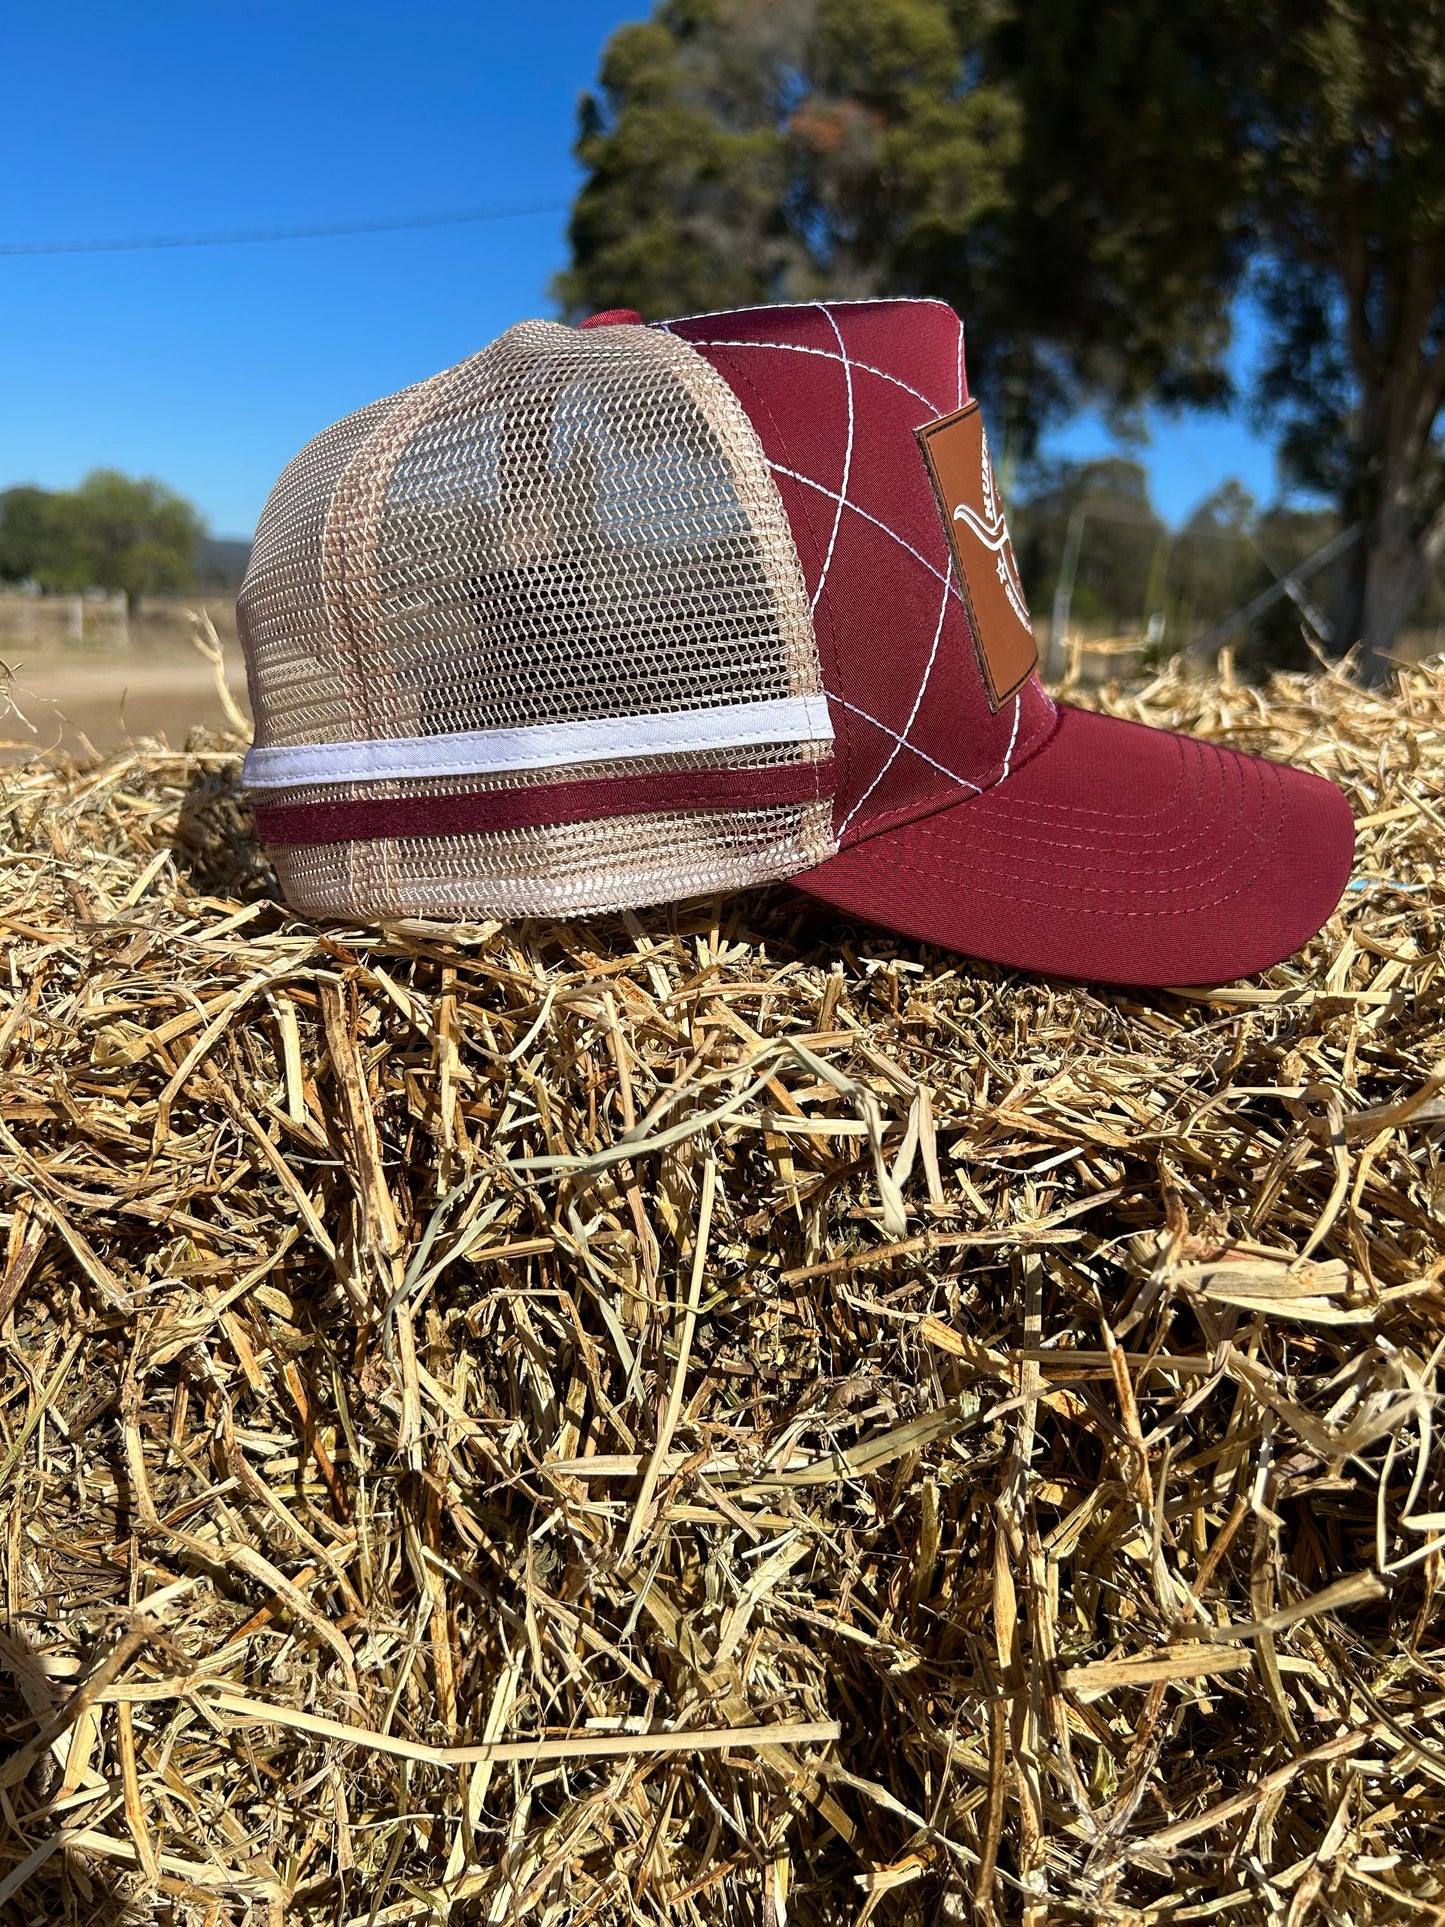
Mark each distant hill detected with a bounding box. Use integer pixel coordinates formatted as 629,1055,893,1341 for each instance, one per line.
196,536,252,591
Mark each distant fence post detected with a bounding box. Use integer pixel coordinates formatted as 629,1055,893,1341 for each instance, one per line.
1049,505,1088,679
68,594,84,641
110,591,129,646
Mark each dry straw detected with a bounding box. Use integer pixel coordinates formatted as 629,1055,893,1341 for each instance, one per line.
0,631,1443,1923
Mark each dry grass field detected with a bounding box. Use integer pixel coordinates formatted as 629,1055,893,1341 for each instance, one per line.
0,643,1441,1923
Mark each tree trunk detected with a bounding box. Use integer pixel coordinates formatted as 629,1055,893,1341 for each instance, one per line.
1333,394,1437,685
1359,511,1428,679
1330,511,1368,667
1322,220,1445,681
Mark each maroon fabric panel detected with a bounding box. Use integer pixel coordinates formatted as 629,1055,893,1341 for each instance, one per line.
657,300,1355,986
252,758,833,848
792,705,1356,987
666,301,1057,846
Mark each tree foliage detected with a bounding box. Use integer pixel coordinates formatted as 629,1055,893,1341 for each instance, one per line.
561,0,1445,663
1009,0,1445,665
1009,462,1398,671
555,0,1054,440
1251,3,1445,659
0,471,203,606
1011,459,1164,632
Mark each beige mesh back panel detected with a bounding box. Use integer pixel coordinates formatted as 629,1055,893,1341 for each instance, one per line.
239,320,836,920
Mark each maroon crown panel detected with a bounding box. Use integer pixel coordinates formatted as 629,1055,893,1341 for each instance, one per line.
664,300,1058,847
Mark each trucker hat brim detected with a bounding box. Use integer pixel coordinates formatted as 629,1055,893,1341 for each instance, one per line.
792,704,1355,987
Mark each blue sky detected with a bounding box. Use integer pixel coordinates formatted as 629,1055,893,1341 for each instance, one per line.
1,3,1291,538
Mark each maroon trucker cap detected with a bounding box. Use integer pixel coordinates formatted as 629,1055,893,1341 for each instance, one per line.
661,299,1355,985
237,297,1353,986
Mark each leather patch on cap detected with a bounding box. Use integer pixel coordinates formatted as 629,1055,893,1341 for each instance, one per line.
916,400,1036,709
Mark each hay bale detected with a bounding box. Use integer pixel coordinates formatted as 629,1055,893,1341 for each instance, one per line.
0,652,1442,1923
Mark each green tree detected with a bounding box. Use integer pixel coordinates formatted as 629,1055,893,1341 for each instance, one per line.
562,0,1445,669
0,471,202,606
1250,6,1445,666
1163,484,1270,655
1011,459,1164,633
1004,0,1445,672
555,1,1054,437
0,486,85,591
558,2,1233,462
1161,484,1343,670
70,470,203,606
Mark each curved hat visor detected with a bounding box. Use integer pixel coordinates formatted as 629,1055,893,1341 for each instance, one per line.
793,704,1355,988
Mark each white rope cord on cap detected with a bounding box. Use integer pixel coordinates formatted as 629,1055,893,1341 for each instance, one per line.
242,694,835,792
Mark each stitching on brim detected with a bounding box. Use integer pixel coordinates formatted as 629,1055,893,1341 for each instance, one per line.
903,742,1246,877
884,760,1293,910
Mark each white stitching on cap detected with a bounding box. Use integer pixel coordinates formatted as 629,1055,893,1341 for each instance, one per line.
823,689,980,793
682,337,945,420
809,305,855,615
655,295,961,327
1000,693,1022,779
838,570,956,833
770,463,957,593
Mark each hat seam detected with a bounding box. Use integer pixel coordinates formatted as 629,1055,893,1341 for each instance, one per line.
698,348,856,816
806,305,855,621
837,683,1059,849
660,296,961,330
838,571,955,838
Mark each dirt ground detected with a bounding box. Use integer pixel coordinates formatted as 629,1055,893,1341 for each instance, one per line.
0,599,251,760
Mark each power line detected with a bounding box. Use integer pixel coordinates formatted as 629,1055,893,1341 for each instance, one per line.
0,199,571,258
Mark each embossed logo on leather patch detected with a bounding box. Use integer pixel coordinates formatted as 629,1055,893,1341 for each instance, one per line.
916,400,1036,710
